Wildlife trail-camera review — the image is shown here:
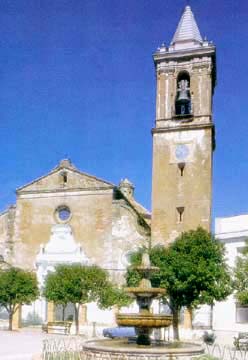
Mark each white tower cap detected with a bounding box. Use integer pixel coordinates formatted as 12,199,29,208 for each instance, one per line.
170,6,203,51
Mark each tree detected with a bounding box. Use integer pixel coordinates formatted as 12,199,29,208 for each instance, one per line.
126,227,232,340
99,284,132,310
43,264,127,334
233,240,248,305
0,267,39,330
42,268,69,322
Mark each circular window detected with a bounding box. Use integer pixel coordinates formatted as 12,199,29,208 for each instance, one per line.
55,206,71,223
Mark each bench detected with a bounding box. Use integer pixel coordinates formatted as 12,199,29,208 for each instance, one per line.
42,321,72,335
234,332,248,350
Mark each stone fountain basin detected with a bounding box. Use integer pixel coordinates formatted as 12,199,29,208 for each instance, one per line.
83,339,204,360
116,313,172,328
125,287,166,297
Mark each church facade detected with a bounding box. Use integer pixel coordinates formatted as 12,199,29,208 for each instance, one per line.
0,159,150,326
0,158,150,277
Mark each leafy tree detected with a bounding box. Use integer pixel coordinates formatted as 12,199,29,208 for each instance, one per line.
99,284,132,310
126,227,232,340
0,267,39,330
42,268,69,321
43,264,127,334
233,240,248,305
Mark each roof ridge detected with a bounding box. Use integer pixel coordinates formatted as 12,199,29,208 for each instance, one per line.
16,160,114,192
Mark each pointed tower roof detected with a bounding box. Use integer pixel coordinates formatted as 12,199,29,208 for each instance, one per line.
170,5,202,50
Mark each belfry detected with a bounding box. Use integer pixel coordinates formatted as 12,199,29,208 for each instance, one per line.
151,6,216,245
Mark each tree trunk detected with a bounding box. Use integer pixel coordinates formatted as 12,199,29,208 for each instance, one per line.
9,311,13,331
8,305,19,331
172,308,180,340
187,306,193,329
62,305,65,321
210,303,214,330
74,304,79,335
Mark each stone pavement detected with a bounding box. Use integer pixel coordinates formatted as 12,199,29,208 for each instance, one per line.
0,326,237,360
181,328,237,346
0,328,44,360
0,326,95,360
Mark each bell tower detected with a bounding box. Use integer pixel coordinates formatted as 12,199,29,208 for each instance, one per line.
151,6,216,245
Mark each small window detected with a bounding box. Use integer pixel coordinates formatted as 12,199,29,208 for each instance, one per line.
236,304,248,323
55,206,71,223
177,207,185,223
60,171,68,184
178,162,185,177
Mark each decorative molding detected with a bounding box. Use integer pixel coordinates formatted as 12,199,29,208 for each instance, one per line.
152,122,214,134
17,188,113,199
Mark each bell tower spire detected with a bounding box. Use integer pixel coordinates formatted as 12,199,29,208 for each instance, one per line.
151,6,216,245
170,5,203,50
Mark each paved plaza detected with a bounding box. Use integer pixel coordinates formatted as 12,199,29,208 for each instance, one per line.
0,326,238,360
0,328,44,360
0,325,98,360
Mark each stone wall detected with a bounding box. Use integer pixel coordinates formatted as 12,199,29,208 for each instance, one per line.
13,189,113,270
152,127,212,244
152,42,215,246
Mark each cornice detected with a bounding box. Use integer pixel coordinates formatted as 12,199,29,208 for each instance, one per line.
153,46,216,63
17,186,114,196
152,122,214,134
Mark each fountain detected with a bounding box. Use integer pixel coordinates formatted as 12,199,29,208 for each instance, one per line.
116,252,172,345
83,252,204,359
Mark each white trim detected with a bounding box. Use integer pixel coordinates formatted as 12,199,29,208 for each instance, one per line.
18,189,113,199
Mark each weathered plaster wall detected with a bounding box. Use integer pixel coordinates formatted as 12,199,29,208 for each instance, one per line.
13,189,113,269
0,206,16,261
0,162,149,285
0,211,8,256
152,49,215,245
110,200,149,283
155,56,213,124
152,128,212,244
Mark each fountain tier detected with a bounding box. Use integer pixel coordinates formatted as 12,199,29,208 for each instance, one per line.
116,313,172,327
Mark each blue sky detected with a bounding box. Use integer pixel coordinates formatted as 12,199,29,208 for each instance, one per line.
0,0,247,225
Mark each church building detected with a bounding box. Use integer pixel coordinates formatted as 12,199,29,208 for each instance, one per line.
0,5,246,336
0,159,150,327
0,158,150,276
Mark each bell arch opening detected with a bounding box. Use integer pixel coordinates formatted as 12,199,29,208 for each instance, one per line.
175,71,191,116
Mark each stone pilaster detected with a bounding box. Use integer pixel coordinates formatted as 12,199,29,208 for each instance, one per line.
79,305,87,325
12,305,21,330
184,308,193,329
47,302,55,322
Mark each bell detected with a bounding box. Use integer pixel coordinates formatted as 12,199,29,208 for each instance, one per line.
177,79,190,102
178,89,190,101
175,79,191,116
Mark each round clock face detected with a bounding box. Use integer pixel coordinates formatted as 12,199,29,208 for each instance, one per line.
175,144,189,161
